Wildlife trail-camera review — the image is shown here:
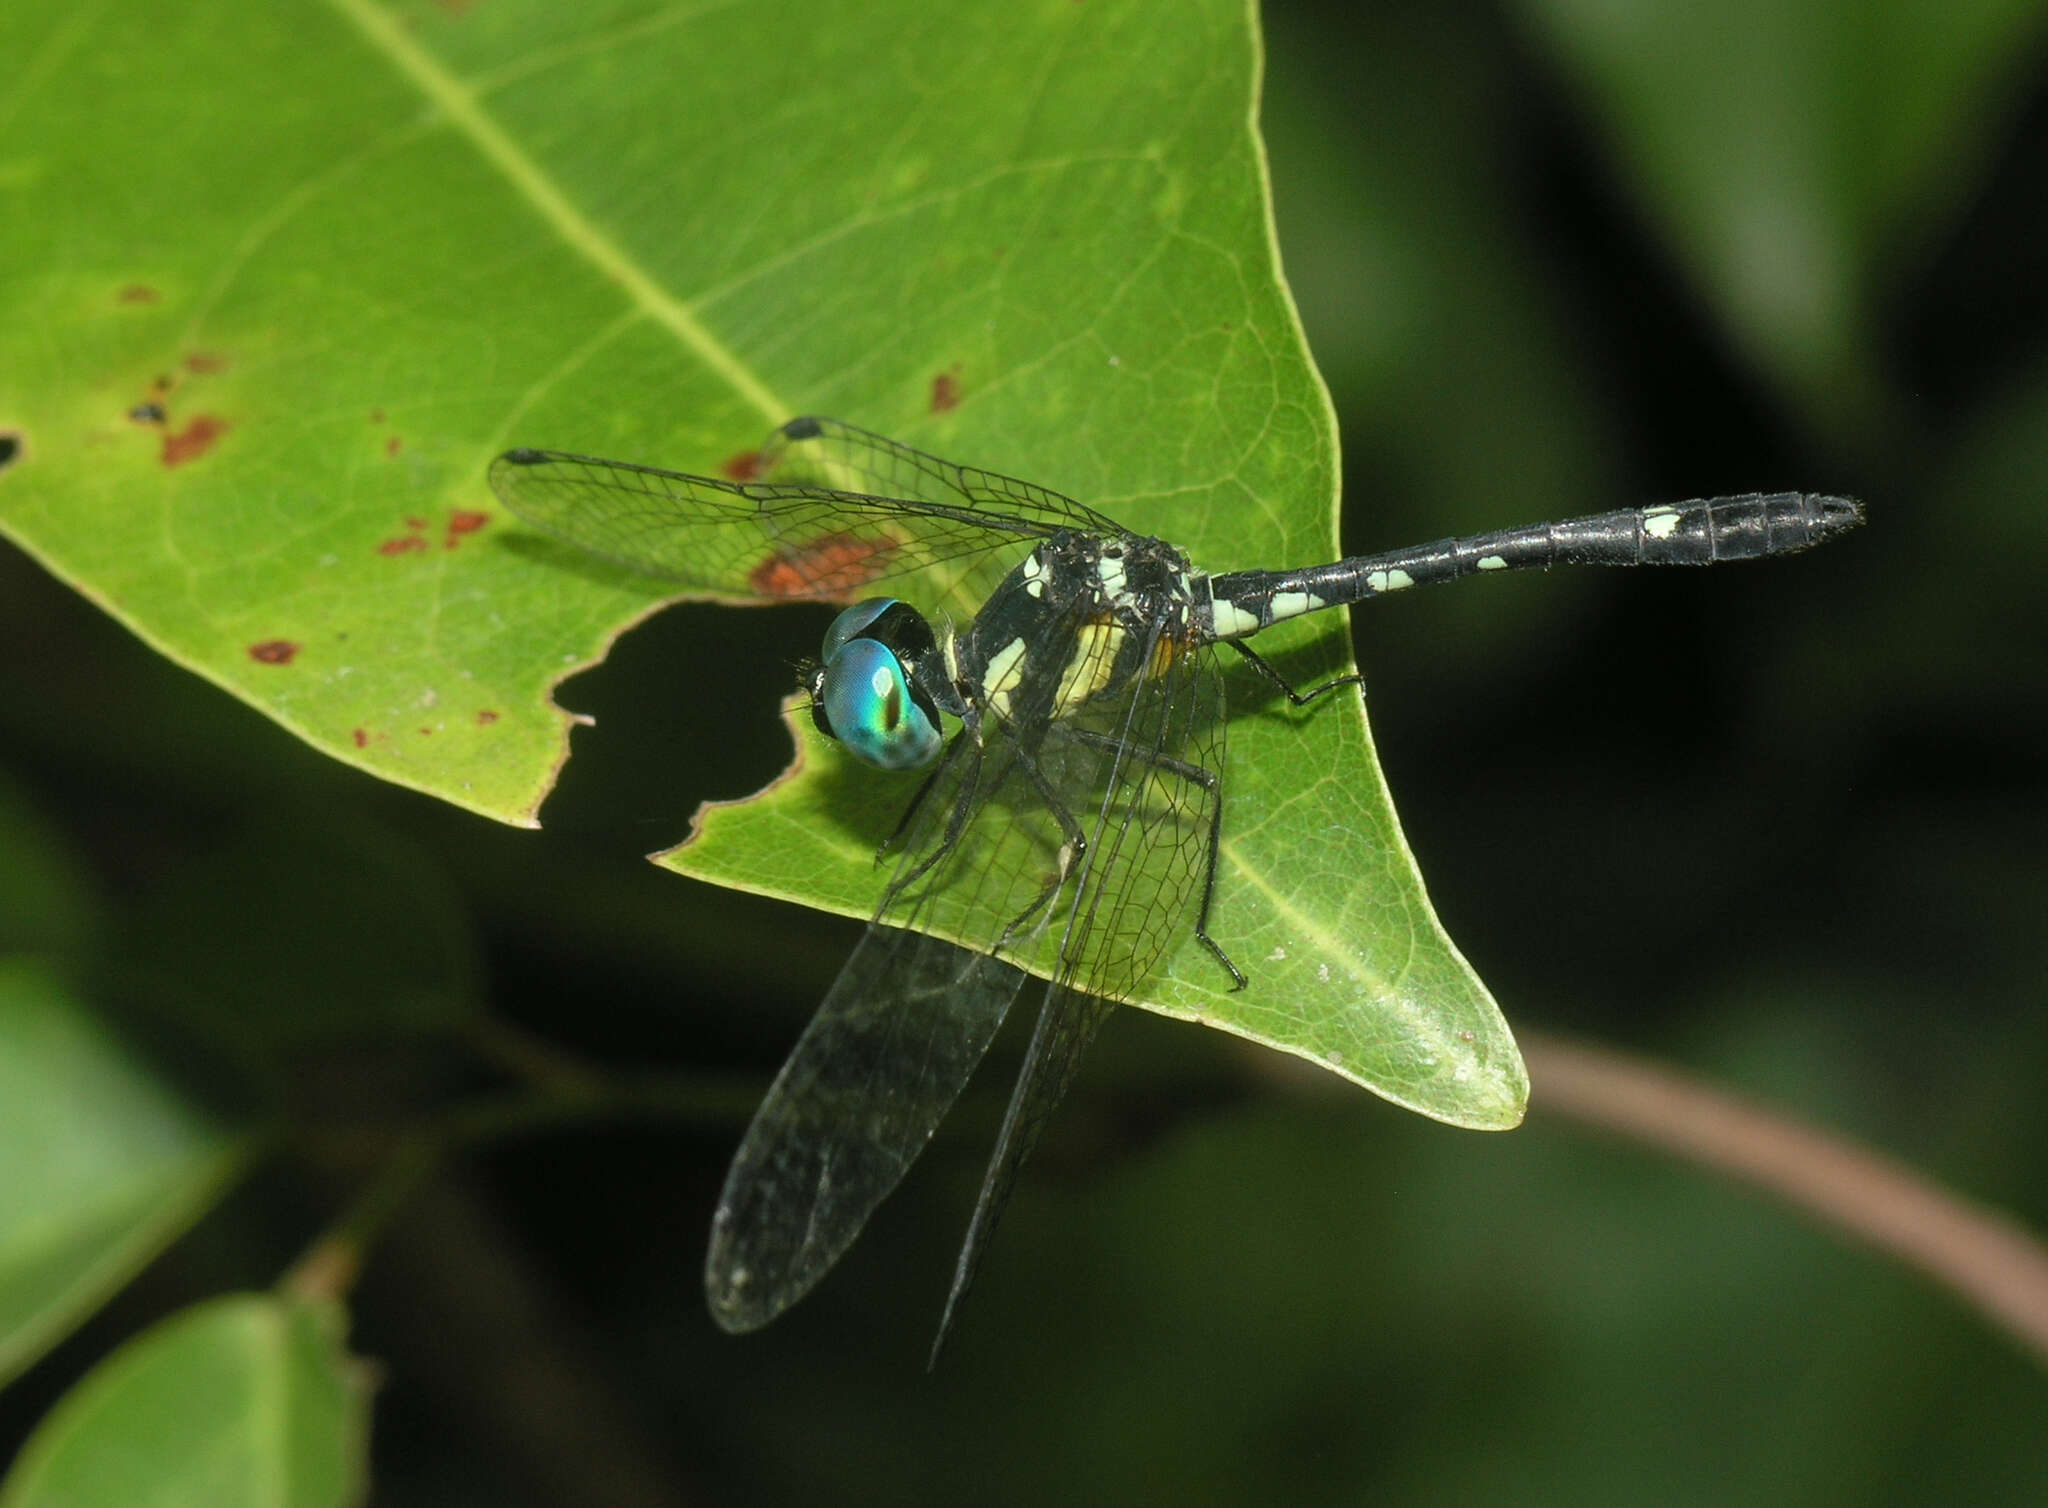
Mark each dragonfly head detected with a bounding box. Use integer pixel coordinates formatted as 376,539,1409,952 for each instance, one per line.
808,598,945,771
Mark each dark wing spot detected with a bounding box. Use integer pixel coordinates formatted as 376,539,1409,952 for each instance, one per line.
128,403,166,425
248,640,298,665
720,450,765,481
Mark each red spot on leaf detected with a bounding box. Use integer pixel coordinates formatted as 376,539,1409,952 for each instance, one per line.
404,516,427,530
161,414,227,467
385,435,403,457
721,450,765,481
248,640,298,665
377,535,429,556
442,510,490,549
352,728,369,748
419,726,434,736
748,532,900,597
476,709,499,725
184,352,227,374
930,368,962,413
117,284,160,304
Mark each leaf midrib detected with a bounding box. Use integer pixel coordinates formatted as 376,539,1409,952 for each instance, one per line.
324,0,789,427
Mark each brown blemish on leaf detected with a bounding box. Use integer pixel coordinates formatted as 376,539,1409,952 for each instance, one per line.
352,728,369,748
385,435,403,457
128,402,166,425
370,408,386,424
161,414,228,467
930,368,962,413
748,531,901,597
184,352,227,375
377,534,429,557
248,640,298,665
721,450,765,481
476,708,499,725
117,285,160,304
443,509,489,549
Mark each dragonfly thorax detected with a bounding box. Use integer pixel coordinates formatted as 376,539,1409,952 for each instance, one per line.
957,529,1199,730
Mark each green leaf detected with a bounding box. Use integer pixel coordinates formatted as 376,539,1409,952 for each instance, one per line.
0,961,251,1386
0,1293,369,1508
0,0,1524,1127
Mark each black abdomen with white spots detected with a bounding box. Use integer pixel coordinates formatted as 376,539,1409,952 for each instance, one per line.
1199,491,1862,640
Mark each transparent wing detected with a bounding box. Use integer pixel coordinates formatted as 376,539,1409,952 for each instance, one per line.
704,911,1029,1333
490,418,1126,627
760,418,1127,537
704,702,1092,1330
704,605,1226,1344
929,620,1228,1357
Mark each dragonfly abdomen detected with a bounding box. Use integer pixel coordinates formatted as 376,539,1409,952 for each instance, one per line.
1201,490,1862,636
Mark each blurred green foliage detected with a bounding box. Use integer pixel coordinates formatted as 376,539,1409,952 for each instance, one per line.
3,0,2046,1504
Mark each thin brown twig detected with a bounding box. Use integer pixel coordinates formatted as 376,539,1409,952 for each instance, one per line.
1522,1029,2048,1366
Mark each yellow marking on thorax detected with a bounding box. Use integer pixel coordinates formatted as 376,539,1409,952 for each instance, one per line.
1054,618,1126,713
982,635,1028,719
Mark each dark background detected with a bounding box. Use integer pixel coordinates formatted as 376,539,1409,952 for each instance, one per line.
5,0,2046,1501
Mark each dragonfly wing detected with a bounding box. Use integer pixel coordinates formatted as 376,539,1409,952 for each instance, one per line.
488,442,1050,621
929,622,1228,1358
929,983,1113,1364
704,687,1125,1329
761,417,1129,539
705,918,1028,1332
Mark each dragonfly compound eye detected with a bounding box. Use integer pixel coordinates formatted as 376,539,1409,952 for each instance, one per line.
815,637,943,770
820,598,899,659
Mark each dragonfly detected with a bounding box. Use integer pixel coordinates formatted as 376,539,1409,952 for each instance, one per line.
489,416,1861,1360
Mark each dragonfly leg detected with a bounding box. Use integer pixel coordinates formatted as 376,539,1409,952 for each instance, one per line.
992,738,1090,950
886,734,984,893
1051,727,1246,991
1225,640,1366,707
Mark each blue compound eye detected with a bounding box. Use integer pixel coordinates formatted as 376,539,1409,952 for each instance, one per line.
821,599,898,661
815,638,942,770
